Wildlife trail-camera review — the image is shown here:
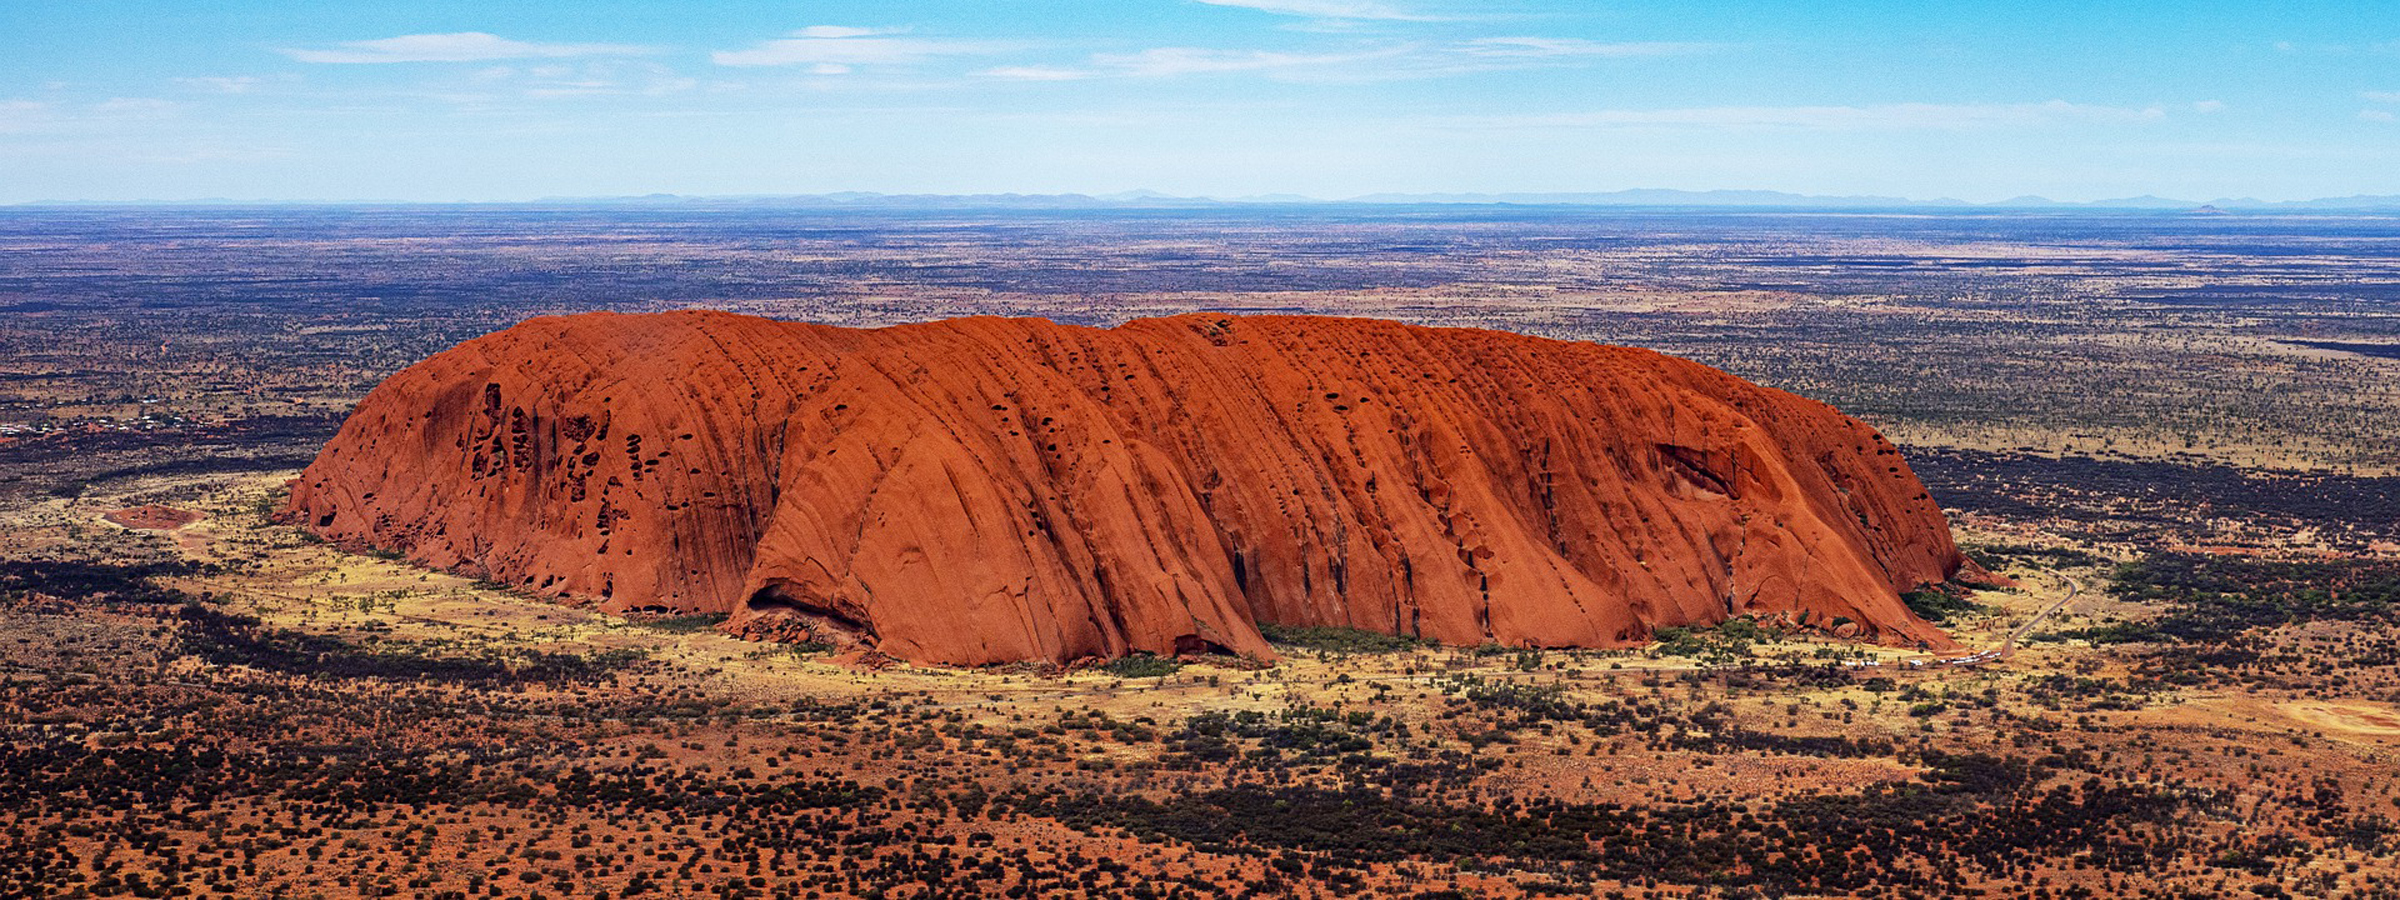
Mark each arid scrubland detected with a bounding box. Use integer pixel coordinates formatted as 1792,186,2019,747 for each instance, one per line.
4,206,2399,898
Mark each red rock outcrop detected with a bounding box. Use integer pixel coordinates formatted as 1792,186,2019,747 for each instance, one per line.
287,311,1974,665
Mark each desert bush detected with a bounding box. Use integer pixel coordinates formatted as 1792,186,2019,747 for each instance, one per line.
1101,654,1182,678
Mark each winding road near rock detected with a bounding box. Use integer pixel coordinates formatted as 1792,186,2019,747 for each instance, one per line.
1997,571,2083,660
1871,570,2084,670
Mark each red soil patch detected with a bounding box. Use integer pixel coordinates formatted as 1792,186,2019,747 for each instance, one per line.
104,505,204,531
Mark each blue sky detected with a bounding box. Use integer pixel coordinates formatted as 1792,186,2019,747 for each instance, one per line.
5,0,2400,202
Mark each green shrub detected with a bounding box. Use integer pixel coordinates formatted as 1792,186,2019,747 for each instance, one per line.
1102,654,1182,678
1257,623,1423,654
1650,617,1772,665
1902,588,1988,624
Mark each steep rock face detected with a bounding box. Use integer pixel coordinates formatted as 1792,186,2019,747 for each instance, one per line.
288,311,1973,665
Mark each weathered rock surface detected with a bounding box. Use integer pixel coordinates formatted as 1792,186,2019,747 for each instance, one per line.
288,311,1975,665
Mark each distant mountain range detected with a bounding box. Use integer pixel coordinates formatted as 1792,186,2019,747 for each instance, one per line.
553,189,2400,212
20,189,2400,211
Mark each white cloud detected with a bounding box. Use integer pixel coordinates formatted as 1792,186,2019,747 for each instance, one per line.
1092,46,1406,78
1459,37,1714,58
0,97,182,135
797,26,884,39
710,29,1002,68
2362,109,2398,122
280,33,653,64
0,100,52,134
173,76,275,94
2192,99,2226,113
978,66,1094,81
446,61,698,99
1193,0,1430,20
2361,90,2400,104
92,98,178,117
980,36,1709,87
1464,100,2170,131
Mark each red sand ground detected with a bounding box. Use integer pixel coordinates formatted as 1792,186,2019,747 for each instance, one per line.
103,505,203,530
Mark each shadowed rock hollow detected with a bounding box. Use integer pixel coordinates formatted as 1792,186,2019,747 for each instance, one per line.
288,311,1975,665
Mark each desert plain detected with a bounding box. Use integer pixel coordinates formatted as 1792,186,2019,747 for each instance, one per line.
3,205,2399,898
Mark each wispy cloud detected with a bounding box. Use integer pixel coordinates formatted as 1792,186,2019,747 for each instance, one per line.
980,35,1698,84
1458,37,1715,58
0,97,181,136
172,76,284,94
1192,0,1434,21
2362,90,2400,104
0,100,53,134
280,33,654,64
1460,100,2170,131
795,26,882,39
505,62,699,98
2362,109,2397,122
1089,46,1407,78
978,66,1094,82
2192,99,2226,113
92,98,178,117
710,27,1005,69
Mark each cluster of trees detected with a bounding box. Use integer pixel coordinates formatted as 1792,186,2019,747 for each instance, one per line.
1650,616,1779,664
1014,749,2211,897
2071,554,2400,650
0,559,206,607
1258,623,1426,655
1915,449,2400,551
1428,673,1900,760
1902,588,1991,625
179,605,648,686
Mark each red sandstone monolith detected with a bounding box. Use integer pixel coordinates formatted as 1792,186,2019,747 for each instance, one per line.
288,311,1974,664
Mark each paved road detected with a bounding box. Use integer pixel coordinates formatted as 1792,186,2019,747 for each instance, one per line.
1876,569,2083,669
1998,571,2083,659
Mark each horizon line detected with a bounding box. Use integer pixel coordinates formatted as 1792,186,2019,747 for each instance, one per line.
14,188,2400,212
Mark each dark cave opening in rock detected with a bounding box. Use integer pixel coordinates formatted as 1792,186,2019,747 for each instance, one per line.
745,582,879,648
